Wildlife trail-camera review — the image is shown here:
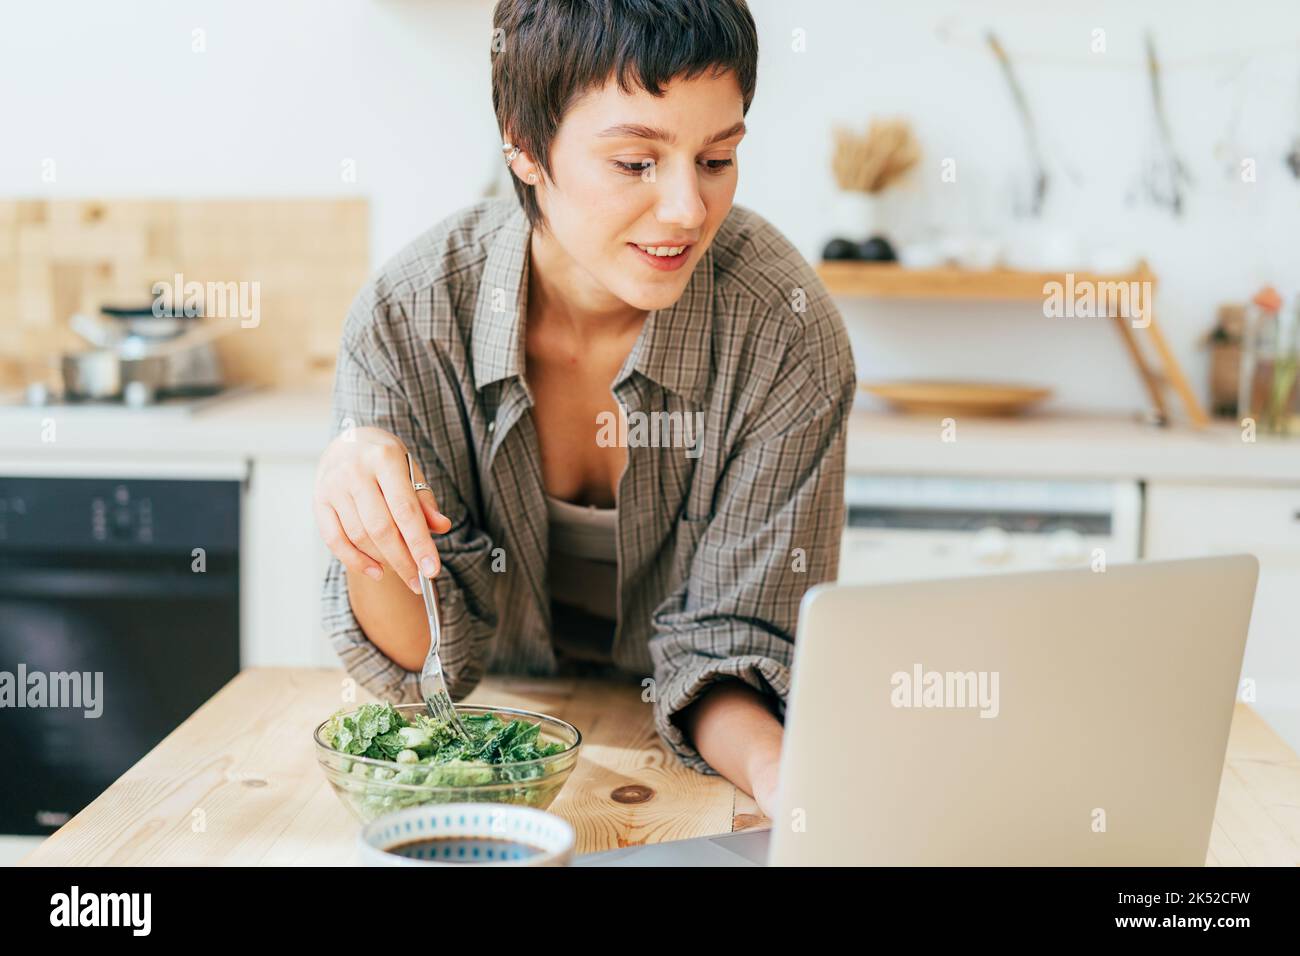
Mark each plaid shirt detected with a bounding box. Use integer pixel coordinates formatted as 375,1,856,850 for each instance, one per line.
322,196,856,773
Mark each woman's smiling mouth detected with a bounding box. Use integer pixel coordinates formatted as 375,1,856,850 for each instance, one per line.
628,242,693,271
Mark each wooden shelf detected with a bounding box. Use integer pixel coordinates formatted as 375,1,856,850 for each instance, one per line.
815,262,1151,301
816,259,1209,428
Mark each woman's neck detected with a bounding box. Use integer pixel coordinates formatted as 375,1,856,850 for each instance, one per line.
527,229,647,342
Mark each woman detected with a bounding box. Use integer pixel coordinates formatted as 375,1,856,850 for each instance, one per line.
315,0,855,818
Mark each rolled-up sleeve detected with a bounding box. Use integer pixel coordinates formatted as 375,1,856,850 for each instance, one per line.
321,283,499,705
649,304,857,773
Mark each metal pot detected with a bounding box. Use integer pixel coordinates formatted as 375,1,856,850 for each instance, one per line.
59,321,229,402
60,350,124,400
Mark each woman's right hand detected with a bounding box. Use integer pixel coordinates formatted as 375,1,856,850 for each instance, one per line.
313,426,453,594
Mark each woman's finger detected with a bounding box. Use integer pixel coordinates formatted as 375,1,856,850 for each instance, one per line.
315,500,383,580
418,492,452,534
351,483,422,592
404,456,453,534
331,495,386,568
375,454,444,579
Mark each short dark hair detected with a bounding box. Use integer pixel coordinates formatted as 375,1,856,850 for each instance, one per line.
490,0,759,232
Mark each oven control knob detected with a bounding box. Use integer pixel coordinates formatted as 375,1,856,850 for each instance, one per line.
1048,528,1086,564
972,526,1011,563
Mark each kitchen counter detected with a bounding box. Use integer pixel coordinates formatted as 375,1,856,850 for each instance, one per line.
20,667,1300,866
845,403,1300,484
3,383,1298,483
0,385,335,461
20,668,764,866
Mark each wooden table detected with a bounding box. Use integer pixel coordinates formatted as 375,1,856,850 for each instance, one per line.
21,668,764,865
21,667,1300,865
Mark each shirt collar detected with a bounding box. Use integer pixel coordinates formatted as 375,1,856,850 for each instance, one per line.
471,201,714,404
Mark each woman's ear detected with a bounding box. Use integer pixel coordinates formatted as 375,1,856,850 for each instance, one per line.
510,153,540,187
502,133,539,186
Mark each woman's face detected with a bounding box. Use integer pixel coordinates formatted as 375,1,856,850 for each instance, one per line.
528,69,746,314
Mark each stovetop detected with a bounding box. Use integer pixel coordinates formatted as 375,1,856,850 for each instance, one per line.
1,384,261,416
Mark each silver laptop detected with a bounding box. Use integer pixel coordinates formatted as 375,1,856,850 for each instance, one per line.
577,555,1258,866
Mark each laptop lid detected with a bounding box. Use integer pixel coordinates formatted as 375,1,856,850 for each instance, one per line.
769,555,1258,865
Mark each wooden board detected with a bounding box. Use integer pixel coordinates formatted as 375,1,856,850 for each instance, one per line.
19,668,753,866
0,199,369,393
817,260,1210,427
815,262,1152,301
19,667,1299,865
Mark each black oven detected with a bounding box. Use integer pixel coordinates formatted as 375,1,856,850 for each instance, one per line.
0,476,241,835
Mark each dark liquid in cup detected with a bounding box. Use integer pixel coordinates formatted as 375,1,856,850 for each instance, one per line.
389,836,544,863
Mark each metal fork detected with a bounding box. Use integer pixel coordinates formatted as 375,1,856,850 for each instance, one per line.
407,452,472,742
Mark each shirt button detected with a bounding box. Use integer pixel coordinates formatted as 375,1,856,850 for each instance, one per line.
487,421,496,433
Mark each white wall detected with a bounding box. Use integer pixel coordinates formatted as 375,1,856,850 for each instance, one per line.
5,0,1299,414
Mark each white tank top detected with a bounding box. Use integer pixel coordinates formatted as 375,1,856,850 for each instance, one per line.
545,494,617,663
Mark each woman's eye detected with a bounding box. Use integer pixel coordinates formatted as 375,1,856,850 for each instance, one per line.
612,160,656,174
611,158,735,176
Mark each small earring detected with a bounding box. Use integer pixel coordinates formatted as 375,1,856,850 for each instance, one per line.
502,142,521,165
526,171,538,185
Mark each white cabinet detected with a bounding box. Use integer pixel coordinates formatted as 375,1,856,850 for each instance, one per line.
242,459,336,667
1144,482,1300,753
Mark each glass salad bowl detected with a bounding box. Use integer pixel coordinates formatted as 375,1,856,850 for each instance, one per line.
314,703,582,823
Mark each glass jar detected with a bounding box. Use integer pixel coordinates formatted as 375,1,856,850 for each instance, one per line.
1239,291,1300,436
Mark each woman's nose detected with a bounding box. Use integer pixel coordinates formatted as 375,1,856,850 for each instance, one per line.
653,164,708,230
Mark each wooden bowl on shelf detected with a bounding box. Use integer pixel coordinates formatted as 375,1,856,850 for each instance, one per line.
860,380,1052,417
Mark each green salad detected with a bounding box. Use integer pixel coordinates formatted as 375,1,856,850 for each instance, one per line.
321,703,569,816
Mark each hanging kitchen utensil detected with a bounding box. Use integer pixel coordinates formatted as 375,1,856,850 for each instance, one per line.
987,31,1048,217
1285,67,1300,179
1137,31,1192,215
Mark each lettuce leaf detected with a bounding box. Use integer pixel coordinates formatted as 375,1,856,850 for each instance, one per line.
324,703,565,768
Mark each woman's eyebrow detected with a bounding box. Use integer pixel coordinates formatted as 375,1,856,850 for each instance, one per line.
595,120,746,146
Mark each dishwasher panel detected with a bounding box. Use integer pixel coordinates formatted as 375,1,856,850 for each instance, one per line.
838,475,1142,585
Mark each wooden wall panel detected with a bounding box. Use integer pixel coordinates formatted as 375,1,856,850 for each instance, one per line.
0,199,370,393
